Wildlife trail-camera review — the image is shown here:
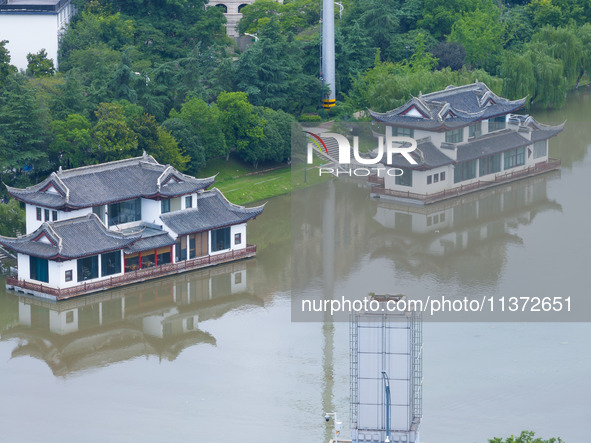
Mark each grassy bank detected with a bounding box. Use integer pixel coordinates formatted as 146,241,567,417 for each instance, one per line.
200,157,330,205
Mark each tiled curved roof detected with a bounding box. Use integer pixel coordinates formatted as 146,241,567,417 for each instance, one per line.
160,188,265,236
0,214,139,259
6,154,215,210
369,82,526,131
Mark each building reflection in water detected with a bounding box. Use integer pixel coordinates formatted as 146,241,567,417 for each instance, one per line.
1,261,262,376
292,170,562,321
370,172,562,283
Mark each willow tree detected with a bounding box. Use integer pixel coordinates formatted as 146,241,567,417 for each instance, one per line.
531,26,583,87
501,51,535,104
501,46,566,110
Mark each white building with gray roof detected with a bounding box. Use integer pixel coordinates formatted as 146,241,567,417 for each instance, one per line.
1,153,264,299
0,0,75,71
368,82,564,205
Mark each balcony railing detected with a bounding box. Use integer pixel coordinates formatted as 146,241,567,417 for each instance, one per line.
6,245,257,300
370,159,561,204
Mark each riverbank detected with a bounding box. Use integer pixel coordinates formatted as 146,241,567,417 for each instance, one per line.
200,157,330,205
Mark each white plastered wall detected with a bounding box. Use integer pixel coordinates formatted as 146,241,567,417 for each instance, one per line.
0,14,59,72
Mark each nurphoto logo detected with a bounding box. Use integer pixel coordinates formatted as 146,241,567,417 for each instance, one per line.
305,131,418,177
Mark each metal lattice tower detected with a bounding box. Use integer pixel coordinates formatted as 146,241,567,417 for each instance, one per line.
350,295,423,443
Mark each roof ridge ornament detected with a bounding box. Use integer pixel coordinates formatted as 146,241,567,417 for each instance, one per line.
51,171,70,203
45,223,62,253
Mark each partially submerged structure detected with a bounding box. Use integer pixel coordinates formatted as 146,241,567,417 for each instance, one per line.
369,82,564,205
351,294,422,443
1,154,264,300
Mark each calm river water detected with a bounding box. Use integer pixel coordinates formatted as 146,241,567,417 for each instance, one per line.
1,92,591,443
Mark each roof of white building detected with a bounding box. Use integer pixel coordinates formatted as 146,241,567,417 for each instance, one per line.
160,188,265,236
6,153,216,210
369,82,526,131
0,213,139,260
381,118,565,170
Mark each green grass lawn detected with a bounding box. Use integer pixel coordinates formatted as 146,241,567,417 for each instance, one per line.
199,156,332,205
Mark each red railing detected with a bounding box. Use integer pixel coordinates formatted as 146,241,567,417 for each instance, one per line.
370,159,561,204
6,245,257,300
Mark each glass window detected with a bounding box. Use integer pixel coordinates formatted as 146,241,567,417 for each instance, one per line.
434,174,439,183
440,171,446,181
469,122,482,138
36,207,42,221
189,234,196,259
161,199,170,214
533,141,547,159
30,256,49,283
454,160,477,183
141,252,155,268
65,270,72,282
156,247,172,265
235,233,242,245
124,254,140,272
52,210,58,221
504,147,525,170
108,198,141,226
392,127,414,138
175,236,187,261
211,227,231,252
77,255,99,281
44,209,50,221
445,128,463,143
479,153,502,176
185,195,192,208
395,169,413,187
427,175,432,185
489,116,506,132
101,251,121,277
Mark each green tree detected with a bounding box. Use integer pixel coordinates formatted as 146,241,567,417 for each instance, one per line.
234,20,321,114
49,114,92,169
0,75,49,185
448,6,505,73
238,0,319,35
528,0,563,28
168,97,227,160
161,118,206,175
112,48,137,103
408,33,438,72
489,430,563,443
91,102,138,163
418,0,482,40
0,40,16,86
50,69,90,119
26,49,56,77
217,91,264,162
126,110,189,170
430,42,466,70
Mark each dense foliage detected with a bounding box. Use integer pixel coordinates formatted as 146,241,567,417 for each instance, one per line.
0,0,589,196
489,430,564,443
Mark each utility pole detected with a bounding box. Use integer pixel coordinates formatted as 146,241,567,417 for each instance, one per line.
322,0,336,112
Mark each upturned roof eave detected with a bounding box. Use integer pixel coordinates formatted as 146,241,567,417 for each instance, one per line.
6,179,217,210
368,97,527,131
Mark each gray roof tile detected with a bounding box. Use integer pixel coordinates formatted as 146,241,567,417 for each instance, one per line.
160,188,265,236
369,82,526,131
7,154,215,210
0,214,139,259
382,140,454,169
456,130,531,162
